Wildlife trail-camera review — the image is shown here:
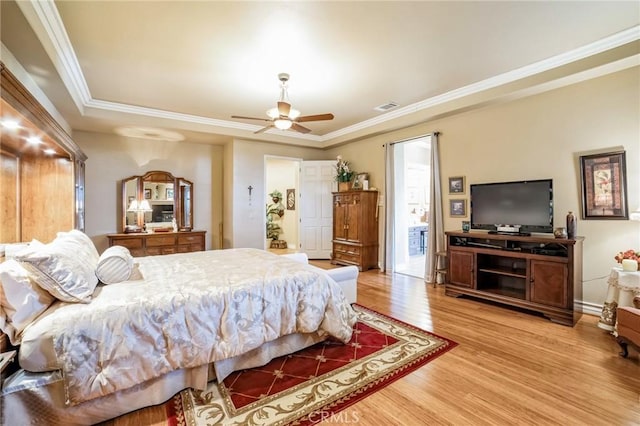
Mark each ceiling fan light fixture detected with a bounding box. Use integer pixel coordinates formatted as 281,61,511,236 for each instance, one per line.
288,108,301,119
274,119,292,130
266,107,279,119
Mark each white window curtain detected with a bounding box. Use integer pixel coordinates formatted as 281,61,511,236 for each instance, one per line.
383,142,395,272
425,132,444,283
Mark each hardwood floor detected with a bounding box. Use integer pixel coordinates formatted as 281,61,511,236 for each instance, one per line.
106,264,640,426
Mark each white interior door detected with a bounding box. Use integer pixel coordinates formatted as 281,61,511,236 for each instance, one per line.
300,161,335,259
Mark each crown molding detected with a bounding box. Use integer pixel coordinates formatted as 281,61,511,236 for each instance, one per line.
23,0,640,144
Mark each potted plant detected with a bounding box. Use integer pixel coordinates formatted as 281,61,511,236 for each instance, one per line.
335,155,355,192
266,189,287,248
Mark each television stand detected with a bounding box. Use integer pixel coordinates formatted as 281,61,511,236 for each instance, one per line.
445,231,583,326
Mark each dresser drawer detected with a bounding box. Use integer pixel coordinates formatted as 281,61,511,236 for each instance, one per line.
333,243,360,255
108,231,206,257
178,234,203,245
113,237,143,250
333,251,361,264
146,235,176,247
129,249,146,257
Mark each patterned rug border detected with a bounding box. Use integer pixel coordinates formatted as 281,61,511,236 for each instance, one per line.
171,304,458,426
302,303,459,425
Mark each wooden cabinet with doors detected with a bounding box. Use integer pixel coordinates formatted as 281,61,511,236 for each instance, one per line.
444,231,583,326
448,248,474,288
0,62,86,244
331,190,379,271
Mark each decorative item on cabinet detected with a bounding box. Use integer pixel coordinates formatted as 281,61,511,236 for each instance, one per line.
566,211,577,239
352,173,369,190
331,190,379,271
554,227,568,239
334,155,355,192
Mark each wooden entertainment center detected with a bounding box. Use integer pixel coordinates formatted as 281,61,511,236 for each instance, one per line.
445,231,583,326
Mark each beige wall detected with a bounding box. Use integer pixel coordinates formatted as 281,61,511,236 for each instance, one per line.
75,131,224,252
226,139,330,248
73,67,638,309
327,67,640,308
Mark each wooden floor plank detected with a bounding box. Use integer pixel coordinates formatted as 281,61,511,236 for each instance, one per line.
104,265,640,426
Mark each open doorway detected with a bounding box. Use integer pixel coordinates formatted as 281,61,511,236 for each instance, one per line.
392,137,431,278
265,157,300,253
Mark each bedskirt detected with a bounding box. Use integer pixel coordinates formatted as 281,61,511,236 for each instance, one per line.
1,331,326,426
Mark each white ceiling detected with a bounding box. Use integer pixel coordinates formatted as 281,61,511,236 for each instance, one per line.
1,1,639,148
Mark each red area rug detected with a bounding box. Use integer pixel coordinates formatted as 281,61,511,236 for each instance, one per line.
165,304,456,425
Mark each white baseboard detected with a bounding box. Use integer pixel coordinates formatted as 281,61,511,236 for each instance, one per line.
577,300,603,317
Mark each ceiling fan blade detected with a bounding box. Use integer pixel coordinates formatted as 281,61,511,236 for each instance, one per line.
296,113,334,123
231,115,272,122
291,123,311,134
277,101,291,117
254,124,274,134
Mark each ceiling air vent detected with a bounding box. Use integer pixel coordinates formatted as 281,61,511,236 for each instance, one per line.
374,101,399,112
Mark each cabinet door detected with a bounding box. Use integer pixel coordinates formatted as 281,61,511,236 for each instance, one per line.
449,249,474,288
530,260,568,308
333,195,348,241
346,194,362,242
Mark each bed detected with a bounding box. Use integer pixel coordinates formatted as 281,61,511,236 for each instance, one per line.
0,231,358,425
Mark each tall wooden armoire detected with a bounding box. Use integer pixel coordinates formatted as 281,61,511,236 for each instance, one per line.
331,190,379,271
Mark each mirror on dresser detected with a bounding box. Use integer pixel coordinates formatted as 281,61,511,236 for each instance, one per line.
120,170,193,233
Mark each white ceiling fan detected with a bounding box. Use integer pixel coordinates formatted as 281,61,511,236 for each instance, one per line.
231,73,334,134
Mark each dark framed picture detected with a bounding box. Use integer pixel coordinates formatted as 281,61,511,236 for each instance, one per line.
144,188,152,199
166,188,174,200
352,173,369,189
449,199,467,217
286,188,295,210
448,176,465,194
579,150,628,219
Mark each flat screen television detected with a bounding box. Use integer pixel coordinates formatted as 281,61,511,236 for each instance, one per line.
470,179,553,235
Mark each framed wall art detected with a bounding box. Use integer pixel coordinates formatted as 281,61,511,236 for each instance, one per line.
448,176,465,194
353,173,369,189
449,199,467,217
286,188,295,210
579,150,628,219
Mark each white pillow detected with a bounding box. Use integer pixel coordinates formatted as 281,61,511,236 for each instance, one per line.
0,259,55,345
16,233,99,303
56,229,100,264
96,246,134,284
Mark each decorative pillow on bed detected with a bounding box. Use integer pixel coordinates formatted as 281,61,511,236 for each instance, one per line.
96,245,134,284
15,232,99,303
0,259,55,345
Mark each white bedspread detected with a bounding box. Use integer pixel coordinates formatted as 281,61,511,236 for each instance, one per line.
26,248,356,406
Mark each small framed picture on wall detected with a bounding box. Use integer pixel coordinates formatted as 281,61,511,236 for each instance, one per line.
449,199,467,217
448,176,465,194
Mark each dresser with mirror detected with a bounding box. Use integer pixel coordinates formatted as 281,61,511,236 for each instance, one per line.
108,170,205,256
